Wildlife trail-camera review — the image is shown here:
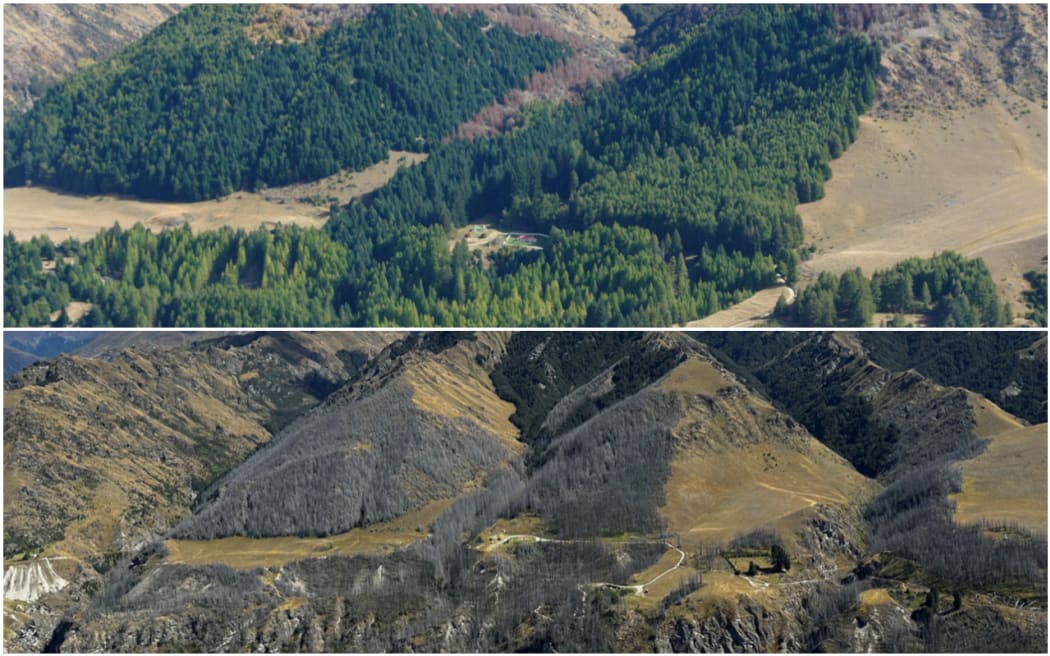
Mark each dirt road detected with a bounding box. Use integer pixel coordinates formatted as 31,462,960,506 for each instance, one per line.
684,285,795,328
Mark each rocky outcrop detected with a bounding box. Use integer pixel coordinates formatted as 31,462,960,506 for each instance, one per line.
664,596,802,652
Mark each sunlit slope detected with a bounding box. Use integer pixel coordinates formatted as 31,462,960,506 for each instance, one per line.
952,423,1047,535
656,357,876,549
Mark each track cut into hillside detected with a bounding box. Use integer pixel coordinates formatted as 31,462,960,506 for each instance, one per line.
7,331,1047,653
656,356,876,550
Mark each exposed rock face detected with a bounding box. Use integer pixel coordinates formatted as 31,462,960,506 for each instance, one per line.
664,596,800,652
3,559,69,602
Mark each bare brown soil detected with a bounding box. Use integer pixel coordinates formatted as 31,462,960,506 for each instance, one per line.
445,3,634,139
48,301,92,325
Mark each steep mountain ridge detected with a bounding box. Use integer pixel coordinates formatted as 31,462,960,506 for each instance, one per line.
174,333,522,540
14,331,870,652
858,332,1048,425
5,331,1045,652
2,332,396,645
695,332,1030,479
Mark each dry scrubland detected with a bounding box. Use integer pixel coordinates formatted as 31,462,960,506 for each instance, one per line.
3,4,180,116
3,151,426,242
798,98,1047,316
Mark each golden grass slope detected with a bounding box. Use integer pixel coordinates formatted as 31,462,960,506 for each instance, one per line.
968,390,1026,438
403,333,521,452
798,97,1047,318
951,423,1048,536
3,354,271,563
3,332,394,565
661,443,873,551
656,356,877,550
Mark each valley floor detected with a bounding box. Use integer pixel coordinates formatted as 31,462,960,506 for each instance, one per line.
3,151,426,242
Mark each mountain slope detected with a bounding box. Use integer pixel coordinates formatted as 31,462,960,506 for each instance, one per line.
655,355,874,548
4,4,882,329
859,332,1047,424
694,332,1044,479
176,333,521,540
951,423,1047,535
5,331,1045,653
3,333,393,562
4,4,568,201
19,331,874,652
3,3,180,118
